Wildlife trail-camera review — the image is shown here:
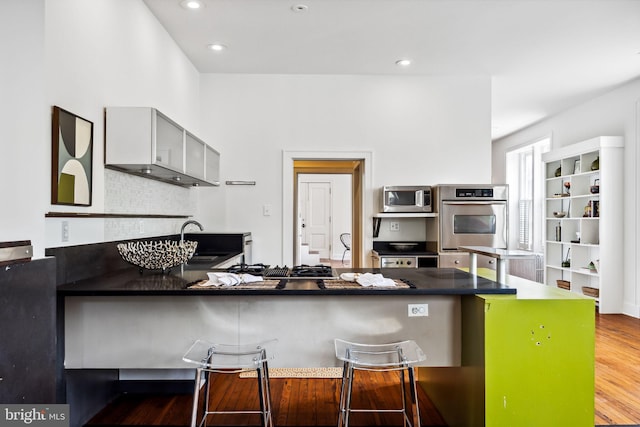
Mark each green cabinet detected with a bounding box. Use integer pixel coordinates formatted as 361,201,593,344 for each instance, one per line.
420,283,595,427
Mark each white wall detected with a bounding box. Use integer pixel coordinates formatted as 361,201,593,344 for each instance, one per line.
1,2,492,263
41,0,204,248
198,74,491,265
0,1,47,257
0,0,205,255
492,77,640,317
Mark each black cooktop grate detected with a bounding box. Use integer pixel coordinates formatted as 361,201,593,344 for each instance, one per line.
290,264,334,277
226,264,334,278
264,266,290,278
226,263,269,275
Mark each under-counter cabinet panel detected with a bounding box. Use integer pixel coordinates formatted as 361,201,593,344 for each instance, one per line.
439,251,497,270
542,136,623,313
105,107,220,187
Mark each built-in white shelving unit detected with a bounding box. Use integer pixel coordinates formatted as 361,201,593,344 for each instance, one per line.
542,136,624,313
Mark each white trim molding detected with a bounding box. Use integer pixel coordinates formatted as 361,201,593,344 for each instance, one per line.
282,150,374,267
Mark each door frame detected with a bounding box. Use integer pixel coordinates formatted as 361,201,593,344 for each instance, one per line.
295,162,359,266
283,151,373,268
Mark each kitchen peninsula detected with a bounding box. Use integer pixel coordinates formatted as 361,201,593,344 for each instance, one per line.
57,261,594,427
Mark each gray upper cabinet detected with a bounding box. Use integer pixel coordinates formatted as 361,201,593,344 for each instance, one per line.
185,131,205,180
105,107,220,187
205,144,220,185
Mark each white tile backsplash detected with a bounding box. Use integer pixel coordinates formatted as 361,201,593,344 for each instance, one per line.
104,218,186,241
103,170,198,241
105,169,196,215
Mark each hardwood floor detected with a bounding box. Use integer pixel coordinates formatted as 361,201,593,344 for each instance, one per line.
87,313,640,427
88,371,446,426
594,314,640,425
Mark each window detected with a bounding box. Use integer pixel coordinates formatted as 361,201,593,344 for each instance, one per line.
506,137,550,252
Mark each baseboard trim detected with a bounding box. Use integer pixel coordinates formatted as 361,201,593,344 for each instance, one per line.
622,302,640,319
117,380,193,394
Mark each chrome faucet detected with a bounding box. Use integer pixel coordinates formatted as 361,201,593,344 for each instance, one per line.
180,220,203,244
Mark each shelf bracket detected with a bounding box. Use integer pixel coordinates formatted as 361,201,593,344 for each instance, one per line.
373,217,381,238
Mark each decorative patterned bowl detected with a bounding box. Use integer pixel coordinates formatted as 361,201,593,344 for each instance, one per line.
117,240,198,273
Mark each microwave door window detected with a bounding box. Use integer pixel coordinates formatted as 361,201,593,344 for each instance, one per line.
388,191,416,206
453,215,497,234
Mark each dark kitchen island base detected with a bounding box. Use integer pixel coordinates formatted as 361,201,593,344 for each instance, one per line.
58,268,594,427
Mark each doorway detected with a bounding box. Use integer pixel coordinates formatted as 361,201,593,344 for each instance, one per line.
298,175,353,266
293,160,363,268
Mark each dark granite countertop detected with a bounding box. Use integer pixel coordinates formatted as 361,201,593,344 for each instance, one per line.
57,266,515,296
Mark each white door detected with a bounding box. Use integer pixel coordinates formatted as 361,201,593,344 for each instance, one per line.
299,181,332,259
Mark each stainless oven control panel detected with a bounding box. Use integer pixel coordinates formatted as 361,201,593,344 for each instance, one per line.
438,184,508,201
380,256,416,268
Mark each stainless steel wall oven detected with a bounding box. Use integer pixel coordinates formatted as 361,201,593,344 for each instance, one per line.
438,185,508,251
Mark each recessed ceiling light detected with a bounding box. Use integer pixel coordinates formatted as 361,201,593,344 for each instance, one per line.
180,0,203,10
395,59,412,67
207,43,227,52
291,4,309,12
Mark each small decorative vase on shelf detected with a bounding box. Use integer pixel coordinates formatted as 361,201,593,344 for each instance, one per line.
561,248,571,268
590,156,599,171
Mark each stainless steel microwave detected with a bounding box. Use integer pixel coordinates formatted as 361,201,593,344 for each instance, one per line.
382,186,433,213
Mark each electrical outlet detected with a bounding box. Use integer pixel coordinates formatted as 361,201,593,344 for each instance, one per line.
61,221,69,242
263,204,272,216
138,220,144,234
390,222,400,231
408,303,428,317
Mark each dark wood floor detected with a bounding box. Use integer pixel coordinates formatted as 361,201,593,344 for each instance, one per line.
87,313,640,427
88,370,446,426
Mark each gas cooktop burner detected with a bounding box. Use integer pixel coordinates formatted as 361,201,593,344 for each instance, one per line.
290,264,334,278
226,264,334,279
264,266,290,278
226,263,268,275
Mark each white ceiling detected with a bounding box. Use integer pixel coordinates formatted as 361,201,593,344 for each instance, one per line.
143,0,640,140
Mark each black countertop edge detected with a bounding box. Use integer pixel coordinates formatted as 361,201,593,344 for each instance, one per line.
57,266,515,296
59,288,516,297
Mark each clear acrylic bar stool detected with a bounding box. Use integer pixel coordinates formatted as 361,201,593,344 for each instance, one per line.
182,339,277,427
334,338,426,427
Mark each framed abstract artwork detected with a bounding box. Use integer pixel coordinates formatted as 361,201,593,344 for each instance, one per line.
51,106,93,206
